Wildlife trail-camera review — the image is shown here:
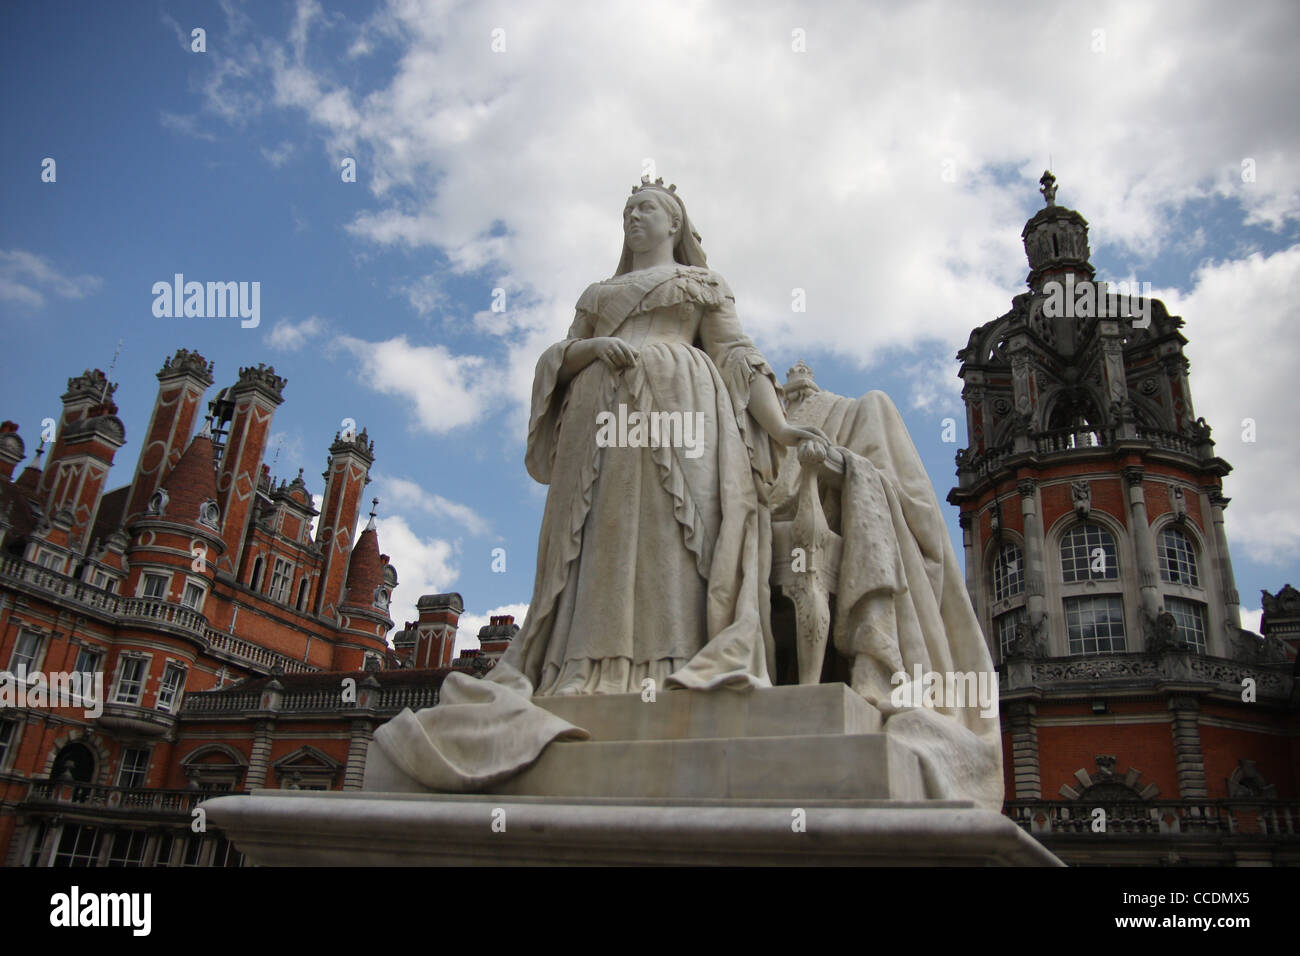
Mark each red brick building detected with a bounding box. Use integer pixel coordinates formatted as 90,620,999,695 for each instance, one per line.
950,173,1299,865
0,349,447,866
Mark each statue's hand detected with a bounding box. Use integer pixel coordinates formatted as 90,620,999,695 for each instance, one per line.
590,337,638,371
776,422,831,451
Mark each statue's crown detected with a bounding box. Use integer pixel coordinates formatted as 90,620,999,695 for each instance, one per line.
786,360,818,393
632,175,678,196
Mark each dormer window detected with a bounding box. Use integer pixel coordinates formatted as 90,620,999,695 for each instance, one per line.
198,500,220,530
147,488,169,516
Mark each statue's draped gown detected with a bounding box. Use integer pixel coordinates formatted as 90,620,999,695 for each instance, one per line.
371,265,784,789
517,264,782,694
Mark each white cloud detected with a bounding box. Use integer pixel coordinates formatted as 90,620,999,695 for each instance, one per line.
1240,607,1263,637
374,513,460,635
0,250,102,307
268,315,325,350
333,333,501,434
371,472,489,536
261,140,296,167
159,111,219,142
455,602,529,656
1160,247,1300,564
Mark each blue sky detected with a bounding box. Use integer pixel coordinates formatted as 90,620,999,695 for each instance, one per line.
2,0,1298,652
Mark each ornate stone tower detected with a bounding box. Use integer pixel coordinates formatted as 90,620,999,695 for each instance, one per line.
948,176,1295,859
950,172,1242,661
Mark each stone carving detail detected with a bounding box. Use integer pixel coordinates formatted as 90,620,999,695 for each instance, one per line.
1017,479,1036,499
1168,485,1187,523
1226,760,1277,799
1143,609,1181,652
1034,656,1161,682
1139,377,1160,396
1185,416,1212,441
1122,465,1145,488
1232,628,1290,664
992,396,1011,416
1071,480,1091,518
1004,618,1046,659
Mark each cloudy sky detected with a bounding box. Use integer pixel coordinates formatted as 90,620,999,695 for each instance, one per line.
2,0,1297,651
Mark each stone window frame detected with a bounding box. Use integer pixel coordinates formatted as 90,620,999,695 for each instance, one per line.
0,717,20,772
181,743,248,793
1047,512,1136,656
111,652,153,705
32,547,65,573
154,661,187,714
179,576,207,612
1151,516,1214,654
139,571,170,601
295,577,311,612
268,557,294,604
984,533,1028,663
8,627,48,674
115,745,152,790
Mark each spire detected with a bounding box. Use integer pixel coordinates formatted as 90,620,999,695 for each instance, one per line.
1021,171,1094,292
342,513,384,608
154,429,221,529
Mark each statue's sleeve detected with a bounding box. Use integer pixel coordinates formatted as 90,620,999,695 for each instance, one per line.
698,272,784,486
525,298,597,484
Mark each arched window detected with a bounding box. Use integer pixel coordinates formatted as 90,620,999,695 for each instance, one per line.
1060,522,1126,654
992,543,1025,602
1060,523,1118,582
1157,527,1199,586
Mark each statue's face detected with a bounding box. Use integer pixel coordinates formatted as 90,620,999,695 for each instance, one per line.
623,191,679,253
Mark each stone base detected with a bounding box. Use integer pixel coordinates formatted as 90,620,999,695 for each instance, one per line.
203,683,1063,865
364,683,908,801
202,791,1064,866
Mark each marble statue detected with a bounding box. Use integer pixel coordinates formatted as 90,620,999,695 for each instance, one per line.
372,177,829,788
371,178,1001,810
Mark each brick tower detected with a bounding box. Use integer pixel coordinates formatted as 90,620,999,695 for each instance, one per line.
948,173,1296,865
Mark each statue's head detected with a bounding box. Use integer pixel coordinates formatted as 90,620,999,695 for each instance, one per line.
615,176,708,275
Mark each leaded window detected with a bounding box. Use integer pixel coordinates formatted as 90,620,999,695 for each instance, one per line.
1065,595,1127,654
1060,523,1118,582
1165,598,1207,653
992,544,1025,602
1157,527,1200,586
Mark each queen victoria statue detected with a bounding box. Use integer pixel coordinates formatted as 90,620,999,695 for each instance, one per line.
370,176,1002,810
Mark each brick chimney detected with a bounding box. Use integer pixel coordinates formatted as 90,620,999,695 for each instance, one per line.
123,348,214,527
412,593,464,669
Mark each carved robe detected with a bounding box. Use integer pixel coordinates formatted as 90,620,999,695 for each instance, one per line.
371,265,783,789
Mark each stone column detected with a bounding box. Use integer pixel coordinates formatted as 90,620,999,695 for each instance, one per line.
1169,695,1208,799
1018,480,1047,640
1006,700,1041,800
245,719,275,790
1207,491,1241,638
1124,467,1160,622
343,720,373,791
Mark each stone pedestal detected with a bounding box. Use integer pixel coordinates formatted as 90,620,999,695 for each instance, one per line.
203,684,1063,866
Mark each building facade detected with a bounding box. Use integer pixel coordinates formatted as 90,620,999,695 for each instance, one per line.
0,348,418,866
950,173,1299,865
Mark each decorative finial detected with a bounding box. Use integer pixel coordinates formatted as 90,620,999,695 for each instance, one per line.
1039,170,1058,207
370,497,379,519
